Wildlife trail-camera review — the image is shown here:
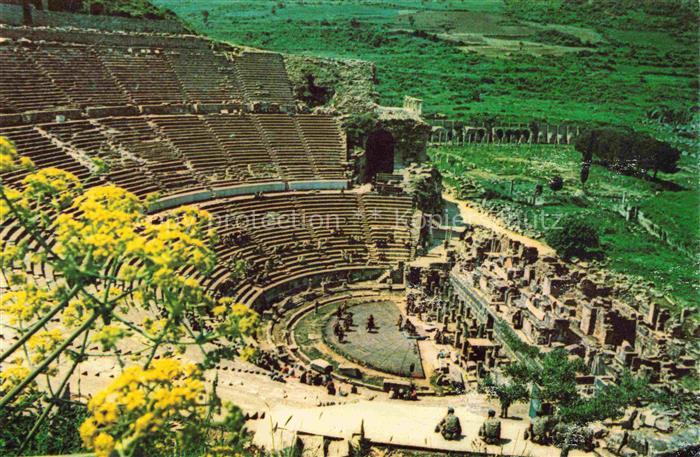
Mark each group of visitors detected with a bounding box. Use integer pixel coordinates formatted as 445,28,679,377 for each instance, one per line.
221,230,251,248
434,408,502,444
397,314,417,335
388,385,418,401
331,303,379,341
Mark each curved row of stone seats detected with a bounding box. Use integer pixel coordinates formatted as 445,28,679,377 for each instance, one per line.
1,191,415,312
235,52,295,107
165,50,243,105
205,114,277,182
0,125,92,185
31,45,132,108
0,33,295,113
94,117,201,195
293,193,370,265
254,114,318,180
39,120,158,197
151,115,230,179
98,49,184,107
177,192,416,306
361,194,414,262
1,113,346,199
0,46,71,114
295,114,346,180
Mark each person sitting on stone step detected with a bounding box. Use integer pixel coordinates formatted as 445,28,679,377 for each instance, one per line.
478,409,502,444
435,406,462,441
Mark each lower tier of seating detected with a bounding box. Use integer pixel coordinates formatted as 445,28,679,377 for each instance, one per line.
162,191,416,306
1,191,416,311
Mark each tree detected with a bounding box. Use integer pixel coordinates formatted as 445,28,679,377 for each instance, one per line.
480,375,529,418
575,127,681,178
537,349,586,407
580,161,591,190
549,175,563,191
0,137,257,455
529,121,540,144
559,373,650,425
533,183,543,204
505,349,587,409
546,216,601,260
650,141,681,178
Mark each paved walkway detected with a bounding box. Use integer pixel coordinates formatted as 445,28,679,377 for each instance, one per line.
250,400,591,457
443,191,555,256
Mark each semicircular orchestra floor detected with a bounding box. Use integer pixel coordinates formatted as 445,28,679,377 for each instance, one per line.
293,295,427,383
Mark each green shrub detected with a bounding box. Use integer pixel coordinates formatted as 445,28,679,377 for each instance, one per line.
546,216,601,259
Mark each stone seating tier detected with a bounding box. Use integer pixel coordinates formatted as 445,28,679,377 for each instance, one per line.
0,37,295,114
0,113,347,198
1,192,416,310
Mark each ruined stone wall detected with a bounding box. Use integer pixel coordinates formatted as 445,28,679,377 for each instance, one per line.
283,54,379,114
401,165,444,216
376,110,432,169
283,54,431,172
428,121,580,145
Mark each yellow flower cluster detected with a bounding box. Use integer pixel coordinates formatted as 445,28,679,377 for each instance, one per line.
215,298,259,338
0,357,37,402
92,324,130,351
27,328,64,363
1,145,261,453
0,136,33,172
0,186,22,220
54,185,142,265
53,185,215,298
80,358,207,457
22,167,82,210
0,283,57,325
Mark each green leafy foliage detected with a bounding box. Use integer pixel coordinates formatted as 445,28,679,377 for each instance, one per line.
530,28,589,47
504,0,699,33
479,375,529,417
0,398,88,456
75,0,175,19
506,348,586,408
575,127,681,177
546,215,601,260
536,349,587,407
558,372,650,424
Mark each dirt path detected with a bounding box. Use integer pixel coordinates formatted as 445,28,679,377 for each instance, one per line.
443,191,556,256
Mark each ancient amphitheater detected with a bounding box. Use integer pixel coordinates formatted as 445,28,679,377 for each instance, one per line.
0,6,698,457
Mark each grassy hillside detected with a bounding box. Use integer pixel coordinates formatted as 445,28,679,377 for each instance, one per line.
432,143,699,311
153,0,697,128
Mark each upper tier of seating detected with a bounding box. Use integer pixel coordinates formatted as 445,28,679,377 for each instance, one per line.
0,113,347,196
0,32,295,114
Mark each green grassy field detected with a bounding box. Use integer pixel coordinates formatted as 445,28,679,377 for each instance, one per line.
155,0,697,127
431,143,699,311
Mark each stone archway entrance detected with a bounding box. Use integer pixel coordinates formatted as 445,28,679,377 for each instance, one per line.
364,129,395,183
